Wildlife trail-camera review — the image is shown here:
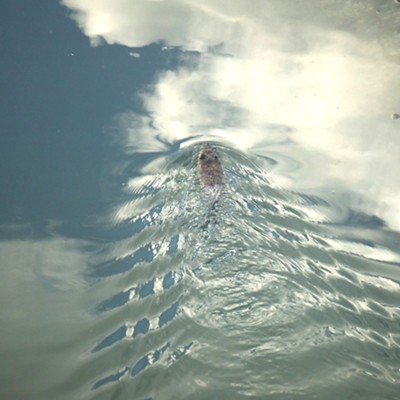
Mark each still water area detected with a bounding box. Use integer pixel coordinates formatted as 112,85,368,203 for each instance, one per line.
1,1,400,399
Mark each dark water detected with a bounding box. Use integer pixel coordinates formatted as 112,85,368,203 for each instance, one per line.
1,1,400,399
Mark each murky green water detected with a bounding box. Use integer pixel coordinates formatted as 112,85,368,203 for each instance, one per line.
1,1,400,399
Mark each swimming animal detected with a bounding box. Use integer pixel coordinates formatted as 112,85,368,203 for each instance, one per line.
198,143,224,208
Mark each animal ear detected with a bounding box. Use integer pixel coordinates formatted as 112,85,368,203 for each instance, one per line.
199,153,205,160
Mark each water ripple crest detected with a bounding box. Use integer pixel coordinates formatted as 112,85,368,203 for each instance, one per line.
85,142,400,399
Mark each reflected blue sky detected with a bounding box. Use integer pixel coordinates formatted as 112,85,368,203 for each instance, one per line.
1,2,400,398
1,0,399,229
0,1,174,227
62,0,400,230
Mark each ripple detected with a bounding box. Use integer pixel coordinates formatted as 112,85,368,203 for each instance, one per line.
83,141,400,398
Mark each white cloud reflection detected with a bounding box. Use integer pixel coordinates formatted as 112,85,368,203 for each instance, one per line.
64,0,400,229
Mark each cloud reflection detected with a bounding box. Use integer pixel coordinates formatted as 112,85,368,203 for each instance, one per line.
64,0,400,229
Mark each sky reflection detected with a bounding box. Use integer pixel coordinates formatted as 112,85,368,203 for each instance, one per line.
63,0,400,229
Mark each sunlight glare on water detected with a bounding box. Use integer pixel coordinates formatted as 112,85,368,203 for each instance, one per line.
81,140,400,399
1,1,400,399
59,0,400,398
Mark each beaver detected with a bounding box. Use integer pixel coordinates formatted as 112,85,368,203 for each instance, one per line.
198,143,224,208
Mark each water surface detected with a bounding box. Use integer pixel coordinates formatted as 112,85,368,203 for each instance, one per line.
1,1,400,399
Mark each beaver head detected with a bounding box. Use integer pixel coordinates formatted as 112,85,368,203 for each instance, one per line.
198,144,223,187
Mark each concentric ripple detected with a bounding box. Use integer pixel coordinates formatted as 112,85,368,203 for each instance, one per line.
84,142,400,400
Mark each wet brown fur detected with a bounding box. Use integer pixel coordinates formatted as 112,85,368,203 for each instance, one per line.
198,143,224,187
